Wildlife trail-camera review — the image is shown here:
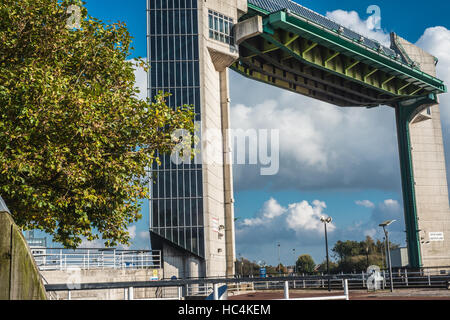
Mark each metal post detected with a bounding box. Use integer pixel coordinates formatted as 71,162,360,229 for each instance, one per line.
344,279,349,300
87,249,90,270
385,228,394,292
178,286,183,300
283,281,289,300
428,273,431,287
362,271,365,288
324,222,331,292
405,269,408,286
67,290,71,300
128,286,134,300
213,283,219,300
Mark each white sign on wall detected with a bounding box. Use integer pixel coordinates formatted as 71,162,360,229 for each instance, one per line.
429,232,445,242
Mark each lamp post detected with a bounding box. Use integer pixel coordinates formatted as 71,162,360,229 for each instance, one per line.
293,248,296,274
320,216,332,292
379,220,396,292
277,243,281,275
365,246,369,269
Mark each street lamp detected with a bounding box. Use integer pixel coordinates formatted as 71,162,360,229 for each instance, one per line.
277,243,281,275
320,216,332,292
379,220,396,292
293,248,296,274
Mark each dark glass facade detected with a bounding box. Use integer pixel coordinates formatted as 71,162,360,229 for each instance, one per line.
148,0,204,257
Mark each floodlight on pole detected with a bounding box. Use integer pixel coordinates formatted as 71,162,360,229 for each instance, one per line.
320,216,332,292
379,220,396,292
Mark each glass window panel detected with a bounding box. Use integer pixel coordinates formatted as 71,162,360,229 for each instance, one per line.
162,62,169,87
158,199,165,228
180,36,187,61
185,228,192,251
192,10,198,34
165,171,170,197
193,35,199,60
197,170,203,197
197,198,203,226
156,10,162,35
180,10,186,34
191,198,197,226
174,10,181,34
179,228,185,248
186,10,192,34
209,14,213,29
172,200,178,226
178,199,184,227
187,62,193,87
158,172,165,198
165,199,172,227
177,170,183,197
187,36,193,61
152,200,158,228
169,62,175,87
169,36,175,61
192,228,198,254
173,227,179,245
198,228,204,256
182,63,188,86
183,170,190,198
162,37,169,60
184,199,190,226
190,170,197,197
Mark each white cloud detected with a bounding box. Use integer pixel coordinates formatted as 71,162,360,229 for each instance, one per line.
237,198,335,253
325,9,390,46
230,86,400,192
286,200,334,233
355,200,375,208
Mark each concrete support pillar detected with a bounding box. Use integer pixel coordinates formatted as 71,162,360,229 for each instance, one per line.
395,93,449,268
220,69,236,277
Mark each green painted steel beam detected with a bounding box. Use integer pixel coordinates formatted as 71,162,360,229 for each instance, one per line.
252,9,446,95
237,41,391,105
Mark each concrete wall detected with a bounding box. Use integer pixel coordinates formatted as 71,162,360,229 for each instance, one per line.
41,268,163,300
393,35,450,267
0,212,47,300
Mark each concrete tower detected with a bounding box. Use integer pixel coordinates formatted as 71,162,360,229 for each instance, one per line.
147,0,247,279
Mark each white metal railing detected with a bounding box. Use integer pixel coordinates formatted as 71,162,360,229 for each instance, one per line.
32,248,161,271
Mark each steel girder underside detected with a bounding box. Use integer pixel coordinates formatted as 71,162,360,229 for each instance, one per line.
231,8,446,108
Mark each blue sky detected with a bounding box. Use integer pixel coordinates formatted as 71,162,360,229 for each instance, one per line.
35,0,450,267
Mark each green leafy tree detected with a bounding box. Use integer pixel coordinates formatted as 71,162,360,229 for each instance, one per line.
295,254,316,274
0,0,194,248
331,236,400,272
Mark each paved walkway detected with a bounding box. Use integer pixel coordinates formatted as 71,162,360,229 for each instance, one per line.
228,289,450,300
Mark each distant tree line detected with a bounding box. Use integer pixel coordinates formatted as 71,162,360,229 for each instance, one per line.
235,236,400,277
